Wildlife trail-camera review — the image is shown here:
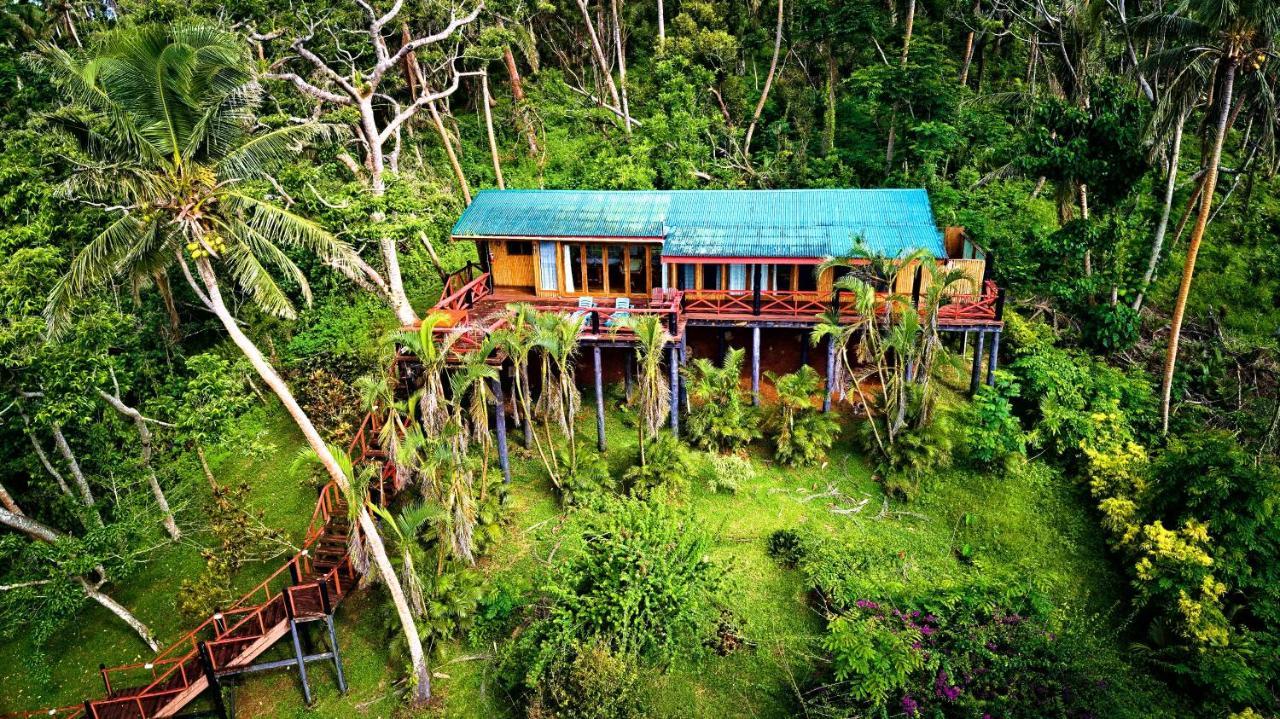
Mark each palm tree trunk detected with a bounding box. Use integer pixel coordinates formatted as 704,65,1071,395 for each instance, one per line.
884,0,915,174
823,43,837,155
1134,108,1187,311
52,424,103,528
657,0,666,44
154,269,181,339
744,0,785,157
193,257,434,704
1160,62,1236,434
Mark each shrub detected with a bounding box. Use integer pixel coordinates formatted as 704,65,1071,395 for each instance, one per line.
1081,302,1140,354
767,366,839,467
506,497,725,689
766,529,805,567
683,348,761,452
623,432,690,500
704,452,754,494
528,643,648,719
962,371,1026,466
291,367,361,442
559,446,617,507
867,414,954,500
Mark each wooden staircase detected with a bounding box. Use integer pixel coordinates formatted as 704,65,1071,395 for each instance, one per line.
4,414,394,719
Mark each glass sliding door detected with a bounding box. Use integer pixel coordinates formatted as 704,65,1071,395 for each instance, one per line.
606,245,626,293
585,245,605,293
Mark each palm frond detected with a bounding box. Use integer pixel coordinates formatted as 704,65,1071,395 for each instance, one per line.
45,212,146,337
217,122,343,180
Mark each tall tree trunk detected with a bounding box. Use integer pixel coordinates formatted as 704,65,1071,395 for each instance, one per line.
404,24,473,204
1134,108,1187,311
52,424,103,528
357,98,419,327
657,0,666,45
498,22,540,156
481,72,506,189
611,0,633,135
0,507,159,652
1161,62,1236,434
744,0,785,157
193,257,434,705
823,42,837,155
884,0,915,173
576,0,625,122
97,389,181,541
959,0,979,85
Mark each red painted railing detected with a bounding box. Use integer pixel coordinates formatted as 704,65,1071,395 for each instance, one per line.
680,280,1000,325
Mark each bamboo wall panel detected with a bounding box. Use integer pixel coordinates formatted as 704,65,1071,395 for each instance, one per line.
490,239,536,289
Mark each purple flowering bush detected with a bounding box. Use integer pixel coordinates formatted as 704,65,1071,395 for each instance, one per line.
811,596,1110,719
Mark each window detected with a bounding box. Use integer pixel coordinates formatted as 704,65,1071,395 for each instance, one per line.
702,264,722,290
797,265,818,292
775,264,793,291
507,240,533,256
568,244,585,292
585,245,605,292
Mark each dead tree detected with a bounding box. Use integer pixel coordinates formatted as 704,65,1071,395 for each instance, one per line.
97,370,181,541
0,506,160,652
261,0,483,326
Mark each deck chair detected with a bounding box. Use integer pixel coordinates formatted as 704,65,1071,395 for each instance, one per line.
606,296,632,327
569,296,596,325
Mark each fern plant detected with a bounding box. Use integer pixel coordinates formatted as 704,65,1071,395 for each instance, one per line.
683,348,761,452
767,366,840,467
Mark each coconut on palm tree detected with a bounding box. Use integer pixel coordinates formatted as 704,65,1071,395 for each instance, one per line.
38,24,437,705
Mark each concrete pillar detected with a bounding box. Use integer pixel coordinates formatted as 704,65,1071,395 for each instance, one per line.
669,345,680,436
492,376,511,483
751,326,761,406
986,329,1001,387
969,330,986,396
823,337,836,413
593,346,606,452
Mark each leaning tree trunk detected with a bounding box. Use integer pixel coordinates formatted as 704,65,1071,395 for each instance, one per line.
98,390,181,540
1134,108,1187,311
744,0,785,157
481,72,506,189
52,424,103,528
497,21,540,155
1161,62,1236,434
193,257,435,705
0,507,159,652
611,0,633,134
576,0,624,119
0,480,22,516
21,408,72,497
884,0,915,174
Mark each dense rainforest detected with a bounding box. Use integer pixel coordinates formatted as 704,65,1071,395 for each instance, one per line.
1,0,1278,717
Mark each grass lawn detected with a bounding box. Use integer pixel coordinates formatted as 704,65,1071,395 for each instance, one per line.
3,379,1156,718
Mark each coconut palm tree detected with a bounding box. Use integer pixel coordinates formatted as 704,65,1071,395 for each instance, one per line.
38,25,437,705
615,314,672,465
396,313,464,439
534,311,585,478
495,303,556,478
1140,0,1280,433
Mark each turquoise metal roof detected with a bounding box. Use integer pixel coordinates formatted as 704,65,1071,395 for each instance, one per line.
451,189,945,259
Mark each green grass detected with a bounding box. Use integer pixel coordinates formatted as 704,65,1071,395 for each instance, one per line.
2,383,1149,718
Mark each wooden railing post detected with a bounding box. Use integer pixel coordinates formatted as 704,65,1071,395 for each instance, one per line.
98,664,111,698
994,286,1005,320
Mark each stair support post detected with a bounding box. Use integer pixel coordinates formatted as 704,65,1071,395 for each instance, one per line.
669,345,680,437
823,336,836,413
325,613,348,694
986,329,1001,387
288,618,313,706
197,641,229,719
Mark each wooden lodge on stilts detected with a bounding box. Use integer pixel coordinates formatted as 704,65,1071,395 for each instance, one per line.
402,188,1006,464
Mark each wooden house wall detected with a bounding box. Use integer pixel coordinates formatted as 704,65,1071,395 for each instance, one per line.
489,239,536,289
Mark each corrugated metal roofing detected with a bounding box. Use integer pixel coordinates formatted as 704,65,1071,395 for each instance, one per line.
451,189,945,259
